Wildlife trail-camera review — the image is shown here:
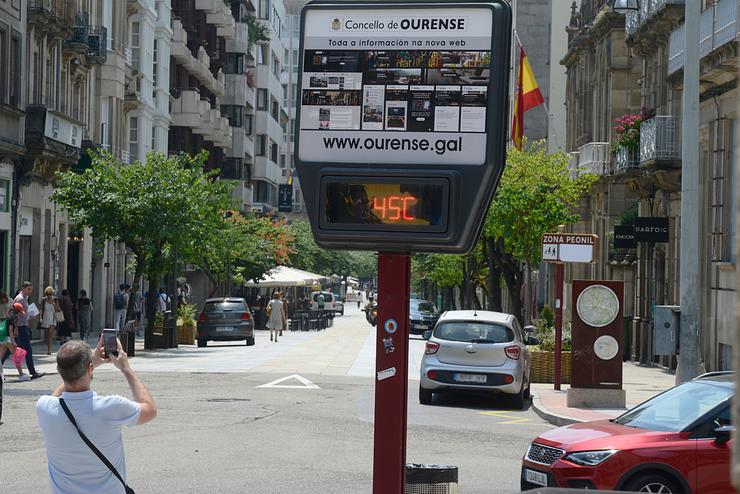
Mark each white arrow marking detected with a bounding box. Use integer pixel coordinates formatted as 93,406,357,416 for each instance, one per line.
257,374,320,389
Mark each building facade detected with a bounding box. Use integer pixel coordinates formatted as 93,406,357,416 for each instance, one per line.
561,0,738,371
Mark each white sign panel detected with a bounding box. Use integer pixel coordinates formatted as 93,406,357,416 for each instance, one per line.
45,112,82,148
19,207,33,236
541,233,598,263
298,6,494,166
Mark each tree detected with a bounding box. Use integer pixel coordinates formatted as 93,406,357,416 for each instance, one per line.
482,141,596,323
52,150,232,349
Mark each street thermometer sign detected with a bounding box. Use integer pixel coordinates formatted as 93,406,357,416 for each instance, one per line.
295,0,512,253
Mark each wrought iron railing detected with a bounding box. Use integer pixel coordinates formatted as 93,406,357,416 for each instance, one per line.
87,26,107,63
626,0,685,38
613,147,640,174
578,142,611,176
69,11,90,47
639,116,681,163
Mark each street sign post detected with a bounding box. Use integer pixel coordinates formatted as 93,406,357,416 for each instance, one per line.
541,233,598,390
295,2,511,492
295,0,512,254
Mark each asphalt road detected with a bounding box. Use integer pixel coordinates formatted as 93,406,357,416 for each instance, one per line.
0,307,553,493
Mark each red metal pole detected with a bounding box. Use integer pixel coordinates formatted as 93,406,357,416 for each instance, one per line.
373,253,411,494
554,262,564,391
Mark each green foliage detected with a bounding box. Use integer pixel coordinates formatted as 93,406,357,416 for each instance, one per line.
484,140,598,265
412,254,464,288
246,16,271,46
288,219,376,280
178,303,197,328
532,319,571,352
154,311,165,327
618,204,639,226
539,304,554,328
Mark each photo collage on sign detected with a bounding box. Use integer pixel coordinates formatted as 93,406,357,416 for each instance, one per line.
300,50,491,132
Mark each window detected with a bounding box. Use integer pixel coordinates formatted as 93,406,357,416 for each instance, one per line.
280,153,286,167
256,134,266,156
272,7,281,37
259,0,270,19
289,120,295,142
152,38,158,91
272,56,280,78
131,21,140,70
270,140,278,163
0,27,6,104
221,105,243,127
433,322,514,343
290,83,297,107
0,179,9,212
128,116,138,161
244,114,253,135
271,99,279,121
292,15,300,36
258,45,268,65
224,53,244,74
10,34,19,107
151,126,156,151
282,84,288,107
257,89,268,110
292,49,299,67
729,119,736,264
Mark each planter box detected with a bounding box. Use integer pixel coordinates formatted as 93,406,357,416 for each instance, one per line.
177,324,195,345
530,350,571,384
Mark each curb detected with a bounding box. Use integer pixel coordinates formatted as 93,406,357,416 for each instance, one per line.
531,392,581,427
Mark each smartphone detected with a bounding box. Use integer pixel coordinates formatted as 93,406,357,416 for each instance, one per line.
102,329,118,358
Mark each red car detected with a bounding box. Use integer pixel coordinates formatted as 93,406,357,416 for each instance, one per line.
521,372,734,493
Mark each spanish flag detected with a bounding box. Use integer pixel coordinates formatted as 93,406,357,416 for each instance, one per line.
511,45,544,150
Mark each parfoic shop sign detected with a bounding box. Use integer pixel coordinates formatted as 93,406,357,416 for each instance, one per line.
295,1,512,253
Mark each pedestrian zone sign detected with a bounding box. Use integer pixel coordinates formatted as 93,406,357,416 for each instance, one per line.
541,233,599,264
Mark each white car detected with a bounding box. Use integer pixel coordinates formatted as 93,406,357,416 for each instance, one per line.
419,310,536,409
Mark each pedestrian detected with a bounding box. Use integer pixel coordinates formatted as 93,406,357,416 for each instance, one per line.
156,287,170,313
11,282,44,380
113,284,128,332
266,292,286,343
317,292,325,310
0,292,28,381
40,287,60,354
58,289,75,343
356,291,362,309
36,337,157,494
76,290,93,342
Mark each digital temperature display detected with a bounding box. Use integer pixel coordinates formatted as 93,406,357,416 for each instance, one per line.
322,178,448,230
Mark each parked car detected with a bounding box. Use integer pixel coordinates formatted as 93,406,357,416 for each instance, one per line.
333,300,344,316
197,298,254,347
419,310,536,409
521,372,734,492
409,299,440,335
310,291,336,311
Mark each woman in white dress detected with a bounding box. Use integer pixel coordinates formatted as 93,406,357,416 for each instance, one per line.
266,292,286,343
39,286,59,355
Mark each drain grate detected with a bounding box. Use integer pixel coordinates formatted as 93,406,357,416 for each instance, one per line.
205,398,251,403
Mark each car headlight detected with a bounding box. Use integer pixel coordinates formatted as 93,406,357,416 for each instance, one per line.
564,450,618,466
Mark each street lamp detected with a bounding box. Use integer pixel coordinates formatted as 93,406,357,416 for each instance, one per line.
611,0,639,13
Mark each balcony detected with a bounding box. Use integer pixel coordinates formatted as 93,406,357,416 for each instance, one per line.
668,0,738,76
625,0,684,40
226,21,250,55
24,105,83,176
223,73,248,106
86,26,107,64
253,156,281,184
195,0,236,38
577,142,611,176
171,20,225,96
639,116,680,166
28,0,74,32
229,128,255,160
171,89,204,129
65,12,89,54
613,147,640,175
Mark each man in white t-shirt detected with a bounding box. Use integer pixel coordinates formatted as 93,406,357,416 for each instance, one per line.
36,338,157,494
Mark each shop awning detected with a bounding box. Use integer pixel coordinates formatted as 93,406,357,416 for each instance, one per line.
245,266,327,288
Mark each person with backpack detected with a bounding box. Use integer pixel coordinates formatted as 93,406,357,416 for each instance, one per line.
113,285,129,332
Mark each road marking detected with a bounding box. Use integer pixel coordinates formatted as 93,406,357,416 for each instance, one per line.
257,374,320,389
479,411,531,424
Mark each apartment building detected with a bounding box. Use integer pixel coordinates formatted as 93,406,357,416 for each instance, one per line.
0,0,24,293
561,0,738,371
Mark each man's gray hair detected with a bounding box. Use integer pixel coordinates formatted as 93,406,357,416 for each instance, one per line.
57,341,93,383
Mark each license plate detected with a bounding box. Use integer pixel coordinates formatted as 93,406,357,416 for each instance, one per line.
453,373,487,384
413,324,427,329
523,468,548,487
216,327,234,332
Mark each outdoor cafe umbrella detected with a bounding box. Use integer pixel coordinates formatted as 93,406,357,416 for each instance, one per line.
244,266,327,288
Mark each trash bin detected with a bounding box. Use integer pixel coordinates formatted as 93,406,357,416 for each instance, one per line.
405,464,459,494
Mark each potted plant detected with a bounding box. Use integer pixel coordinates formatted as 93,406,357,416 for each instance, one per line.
246,16,271,50
529,307,572,384
610,107,655,158
153,311,165,334
177,303,197,345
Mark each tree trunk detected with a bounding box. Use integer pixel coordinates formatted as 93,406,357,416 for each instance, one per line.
486,237,503,312
490,236,524,324
144,250,163,350
466,255,481,310
524,260,533,325
125,253,144,323
444,286,454,311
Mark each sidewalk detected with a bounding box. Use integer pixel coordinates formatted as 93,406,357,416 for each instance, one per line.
531,362,677,426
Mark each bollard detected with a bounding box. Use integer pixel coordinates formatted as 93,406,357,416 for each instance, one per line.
405,464,459,494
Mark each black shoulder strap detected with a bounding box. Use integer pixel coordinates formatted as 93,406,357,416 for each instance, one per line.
58,398,135,494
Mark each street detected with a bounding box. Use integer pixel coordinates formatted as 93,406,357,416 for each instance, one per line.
1,306,552,493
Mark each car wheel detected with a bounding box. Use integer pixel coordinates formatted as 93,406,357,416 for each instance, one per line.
523,376,531,400
197,338,207,348
419,386,433,405
623,473,681,493
510,384,526,410
246,336,255,346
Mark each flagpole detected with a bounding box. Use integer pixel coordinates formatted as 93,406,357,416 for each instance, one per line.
509,3,518,147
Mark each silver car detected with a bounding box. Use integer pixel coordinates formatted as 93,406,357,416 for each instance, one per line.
197,298,255,347
419,310,537,409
